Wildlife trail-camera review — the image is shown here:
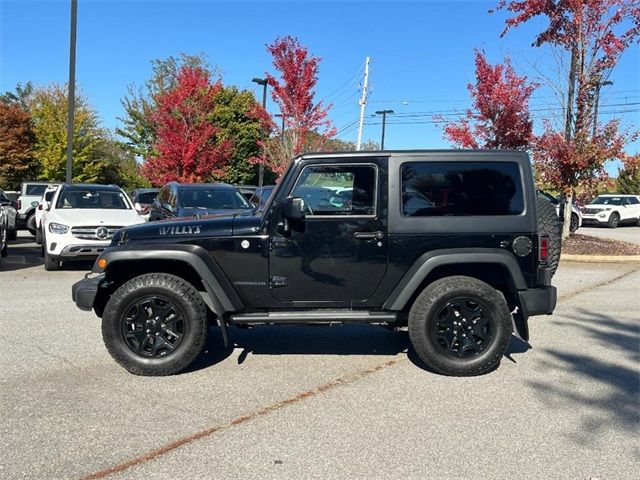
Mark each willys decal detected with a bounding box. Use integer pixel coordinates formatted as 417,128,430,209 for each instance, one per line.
159,225,202,236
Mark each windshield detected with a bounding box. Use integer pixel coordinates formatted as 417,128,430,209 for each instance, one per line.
56,189,131,210
179,188,252,210
136,191,158,204
591,196,625,206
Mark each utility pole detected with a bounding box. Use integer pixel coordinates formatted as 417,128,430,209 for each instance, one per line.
592,79,613,139
275,113,290,147
252,77,268,187
374,110,394,150
65,0,78,184
356,57,370,151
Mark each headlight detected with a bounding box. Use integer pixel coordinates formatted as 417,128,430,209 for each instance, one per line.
48,222,69,234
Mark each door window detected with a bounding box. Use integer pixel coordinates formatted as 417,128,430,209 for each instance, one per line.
290,164,377,216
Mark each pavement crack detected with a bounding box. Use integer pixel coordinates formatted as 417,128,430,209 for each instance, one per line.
79,357,405,480
556,267,639,304
0,336,83,372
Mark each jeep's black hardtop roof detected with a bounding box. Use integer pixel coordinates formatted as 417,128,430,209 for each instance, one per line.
296,149,528,160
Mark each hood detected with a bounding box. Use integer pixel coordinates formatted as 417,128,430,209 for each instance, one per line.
52,208,143,226
115,213,237,244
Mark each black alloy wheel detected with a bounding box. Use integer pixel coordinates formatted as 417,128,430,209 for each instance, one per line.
121,296,187,358
433,298,492,359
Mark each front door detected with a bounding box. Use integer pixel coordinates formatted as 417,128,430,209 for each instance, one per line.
269,162,387,303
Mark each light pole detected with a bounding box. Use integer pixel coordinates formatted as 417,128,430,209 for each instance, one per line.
65,0,78,184
374,110,394,150
252,77,268,187
593,79,613,139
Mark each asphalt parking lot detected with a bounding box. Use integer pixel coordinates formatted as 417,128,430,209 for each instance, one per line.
1,232,638,480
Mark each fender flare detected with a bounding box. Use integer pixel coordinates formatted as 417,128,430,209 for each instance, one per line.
383,248,527,311
96,244,244,316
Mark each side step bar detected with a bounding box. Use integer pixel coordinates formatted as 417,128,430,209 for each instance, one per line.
230,311,397,325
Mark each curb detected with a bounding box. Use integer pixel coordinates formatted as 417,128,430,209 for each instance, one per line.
561,254,640,263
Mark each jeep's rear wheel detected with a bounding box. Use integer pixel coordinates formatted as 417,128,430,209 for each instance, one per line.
408,276,512,376
537,197,561,276
102,273,208,376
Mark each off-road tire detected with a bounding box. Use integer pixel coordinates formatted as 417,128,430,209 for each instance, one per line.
607,212,620,229
408,276,512,376
537,197,561,276
26,213,36,236
102,273,208,376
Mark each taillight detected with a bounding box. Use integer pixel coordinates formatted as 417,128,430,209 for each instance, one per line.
37,204,43,210
539,236,549,262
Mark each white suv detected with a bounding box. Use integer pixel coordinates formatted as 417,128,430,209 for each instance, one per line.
41,183,145,270
581,194,640,228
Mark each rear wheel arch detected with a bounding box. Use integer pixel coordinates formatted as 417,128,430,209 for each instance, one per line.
384,249,527,313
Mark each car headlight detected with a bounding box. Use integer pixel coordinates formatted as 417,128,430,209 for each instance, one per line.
48,222,69,234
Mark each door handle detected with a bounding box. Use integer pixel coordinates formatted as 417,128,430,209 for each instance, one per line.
354,231,384,240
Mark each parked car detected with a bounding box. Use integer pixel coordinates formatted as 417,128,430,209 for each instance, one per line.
234,185,258,202
537,190,582,233
0,188,18,240
34,185,60,244
40,183,145,271
581,194,640,228
129,188,159,221
0,202,8,267
17,181,61,235
248,185,275,210
73,150,559,377
148,183,253,222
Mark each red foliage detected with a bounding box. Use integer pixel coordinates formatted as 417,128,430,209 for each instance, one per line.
440,50,536,150
142,66,232,185
255,36,336,177
533,119,634,195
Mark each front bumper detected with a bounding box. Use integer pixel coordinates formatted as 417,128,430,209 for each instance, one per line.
72,274,104,311
581,213,609,224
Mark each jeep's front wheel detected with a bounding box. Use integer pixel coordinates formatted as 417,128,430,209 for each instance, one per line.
102,273,208,376
408,276,512,376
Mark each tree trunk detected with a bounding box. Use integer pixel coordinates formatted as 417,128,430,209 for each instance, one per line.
562,192,573,240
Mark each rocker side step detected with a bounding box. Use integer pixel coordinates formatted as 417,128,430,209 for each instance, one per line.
229,310,397,325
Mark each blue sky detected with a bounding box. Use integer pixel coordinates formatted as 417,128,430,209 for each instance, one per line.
1,0,639,171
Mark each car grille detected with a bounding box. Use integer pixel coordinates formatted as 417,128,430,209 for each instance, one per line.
71,226,122,241
584,208,601,215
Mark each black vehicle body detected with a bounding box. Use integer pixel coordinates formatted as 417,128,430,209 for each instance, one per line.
75,151,556,349
148,182,253,222
0,189,18,239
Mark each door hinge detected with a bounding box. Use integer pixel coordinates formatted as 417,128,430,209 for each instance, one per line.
270,276,288,288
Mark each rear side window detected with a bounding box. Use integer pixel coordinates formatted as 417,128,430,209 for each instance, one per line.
401,161,524,216
25,184,47,196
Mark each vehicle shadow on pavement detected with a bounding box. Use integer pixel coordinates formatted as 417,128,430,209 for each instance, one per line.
527,309,639,448
186,326,533,375
2,238,94,272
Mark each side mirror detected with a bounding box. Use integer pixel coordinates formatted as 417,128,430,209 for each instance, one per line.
134,202,142,211
31,201,39,207
281,196,305,221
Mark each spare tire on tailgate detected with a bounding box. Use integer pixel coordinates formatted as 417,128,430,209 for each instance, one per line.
537,197,562,276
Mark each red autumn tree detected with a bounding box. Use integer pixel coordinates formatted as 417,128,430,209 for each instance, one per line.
440,50,537,150
494,0,640,237
256,36,336,177
142,66,232,185
0,102,36,189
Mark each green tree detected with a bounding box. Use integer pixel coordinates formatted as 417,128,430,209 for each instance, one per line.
98,136,150,190
116,53,213,159
0,101,37,189
212,86,273,185
0,82,34,110
30,84,105,182
616,155,640,195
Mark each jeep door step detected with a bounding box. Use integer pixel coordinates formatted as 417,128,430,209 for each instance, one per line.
229,310,397,325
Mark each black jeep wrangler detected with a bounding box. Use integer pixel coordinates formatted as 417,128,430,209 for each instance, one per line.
72,150,560,377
